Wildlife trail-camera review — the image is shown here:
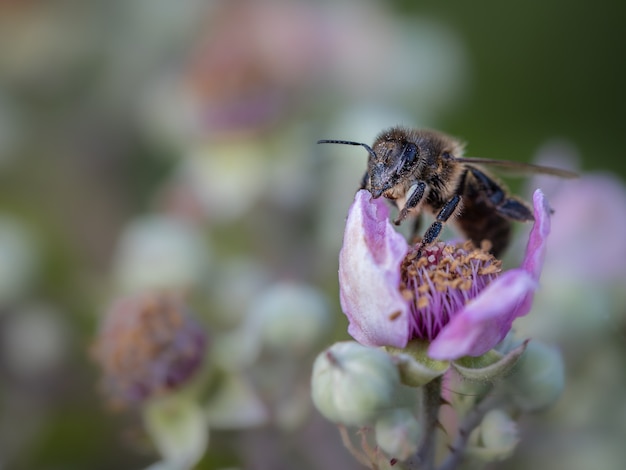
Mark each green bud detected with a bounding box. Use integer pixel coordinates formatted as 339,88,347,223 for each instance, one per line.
479,409,519,459
311,342,412,426
504,341,565,412
375,409,421,461
250,282,331,355
386,340,449,387
143,394,208,469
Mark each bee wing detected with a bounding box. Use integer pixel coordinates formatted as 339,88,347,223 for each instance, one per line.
455,157,578,179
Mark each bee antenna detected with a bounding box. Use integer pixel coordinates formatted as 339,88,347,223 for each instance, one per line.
317,139,377,159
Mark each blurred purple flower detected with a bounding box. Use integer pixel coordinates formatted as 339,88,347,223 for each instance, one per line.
339,189,551,360
533,158,626,282
514,143,626,345
92,292,207,407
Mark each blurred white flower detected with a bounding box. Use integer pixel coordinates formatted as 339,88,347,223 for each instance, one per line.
212,281,331,371
112,215,210,294
180,142,269,223
247,281,332,356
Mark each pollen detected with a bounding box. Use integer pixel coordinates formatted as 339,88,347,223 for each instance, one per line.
389,310,402,321
399,241,501,341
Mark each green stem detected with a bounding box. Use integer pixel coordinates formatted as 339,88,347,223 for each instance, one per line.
405,376,443,470
436,392,503,470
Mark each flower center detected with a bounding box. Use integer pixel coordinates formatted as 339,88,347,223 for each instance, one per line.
400,240,501,341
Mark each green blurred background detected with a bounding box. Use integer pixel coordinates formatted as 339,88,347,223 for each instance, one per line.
1,1,624,469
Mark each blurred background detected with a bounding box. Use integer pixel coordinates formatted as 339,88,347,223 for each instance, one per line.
1,0,625,469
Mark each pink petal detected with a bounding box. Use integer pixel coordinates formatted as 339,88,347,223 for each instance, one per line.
522,189,551,281
427,270,537,360
428,189,552,360
516,189,551,316
339,190,410,348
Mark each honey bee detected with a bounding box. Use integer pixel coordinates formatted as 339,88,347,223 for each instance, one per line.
318,127,577,257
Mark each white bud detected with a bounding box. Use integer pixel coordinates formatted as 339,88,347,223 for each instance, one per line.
311,342,411,427
250,282,331,355
480,409,519,457
375,409,421,460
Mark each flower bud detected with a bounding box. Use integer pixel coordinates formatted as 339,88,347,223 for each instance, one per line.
249,281,331,355
113,216,210,294
504,340,565,412
375,409,421,461
311,341,413,427
479,409,519,459
144,394,208,469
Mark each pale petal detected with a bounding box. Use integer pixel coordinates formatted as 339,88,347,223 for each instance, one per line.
522,189,551,281
339,190,410,348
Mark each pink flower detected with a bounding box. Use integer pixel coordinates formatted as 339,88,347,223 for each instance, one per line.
93,292,207,407
338,189,551,360
526,142,626,283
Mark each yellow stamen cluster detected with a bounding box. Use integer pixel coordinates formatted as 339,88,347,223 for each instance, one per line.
400,240,501,311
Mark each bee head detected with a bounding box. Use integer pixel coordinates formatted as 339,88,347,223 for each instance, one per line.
316,136,419,198
368,140,419,198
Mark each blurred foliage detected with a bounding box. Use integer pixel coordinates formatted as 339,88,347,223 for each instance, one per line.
398,0,626,177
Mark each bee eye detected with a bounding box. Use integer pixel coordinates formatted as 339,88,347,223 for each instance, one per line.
402,143,418,166
442,151,453,160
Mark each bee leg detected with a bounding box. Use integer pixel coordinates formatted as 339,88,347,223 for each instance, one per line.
496,198,534,221
418,194,461,251
393,181,427,225
469,167,533,221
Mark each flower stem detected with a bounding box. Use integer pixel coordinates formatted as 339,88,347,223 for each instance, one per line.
436,392,503,470
408,376,443,470
338,425,372,468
